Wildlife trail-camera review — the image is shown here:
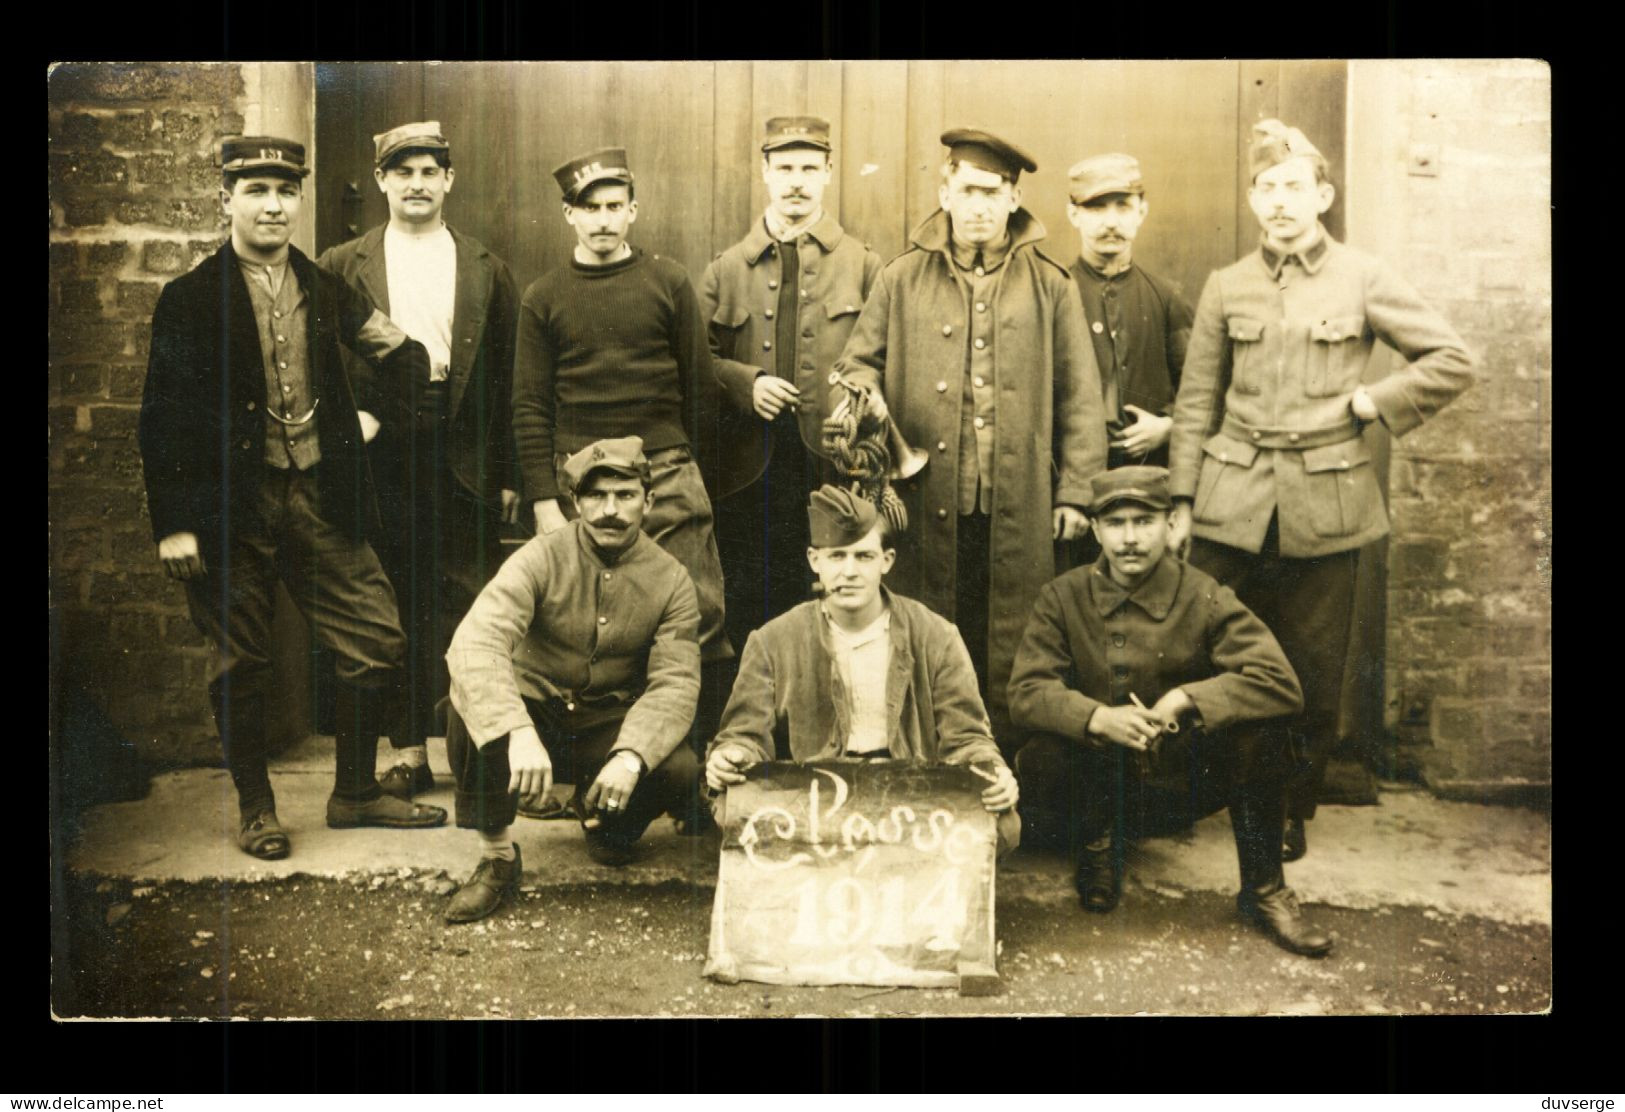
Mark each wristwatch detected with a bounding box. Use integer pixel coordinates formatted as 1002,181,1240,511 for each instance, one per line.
615,750,644,776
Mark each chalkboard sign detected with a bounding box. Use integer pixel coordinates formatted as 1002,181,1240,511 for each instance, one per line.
704,761,1000,994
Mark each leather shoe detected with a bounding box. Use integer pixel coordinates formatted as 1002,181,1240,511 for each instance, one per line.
1074,841,1121,913
445,845,522,924
585,829,639,867
1282,816,1307,862
326,792,447,829
378,762,435,801
1238,884,1333,957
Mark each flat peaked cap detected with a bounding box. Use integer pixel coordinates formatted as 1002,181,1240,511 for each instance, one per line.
1068,153,1145,204
808,485,880,548
562,436,651,493
219,135,310,178
1087,466,1172,515
553,147,633,203
762,115,832,152
941,128,1037,182
1248,118,1323,180
373,120,449,167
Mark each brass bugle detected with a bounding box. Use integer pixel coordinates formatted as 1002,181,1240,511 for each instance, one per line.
886,416,929,480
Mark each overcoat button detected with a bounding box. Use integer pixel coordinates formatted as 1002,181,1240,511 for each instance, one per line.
1289,432,1301,443
1252,431,1262,441
828,372,841,385
1091,321,1104,334
973,417,985,429
974,338,986,350
936,508,948,520
598,616,608,625
942,325,953,336
935,381,948,393
1112,634,1125,648
240,439,251,450
763,341,772,351
768,280,778,290
936,441,947,452
846,304,855,312
247,402,256,411
765,308,774,319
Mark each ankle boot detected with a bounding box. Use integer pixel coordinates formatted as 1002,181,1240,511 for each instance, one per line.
1231,795,1332,957
1074,828,1121,913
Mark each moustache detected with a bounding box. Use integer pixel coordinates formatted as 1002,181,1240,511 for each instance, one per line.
590,517,631,530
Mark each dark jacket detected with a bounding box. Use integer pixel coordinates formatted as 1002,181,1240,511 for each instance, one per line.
831,208,1108,710
316,223,519,504
138,241,429,563
699,212,883,497
709,589,1008,771
1008,552,1303,743
1068,257,1193,469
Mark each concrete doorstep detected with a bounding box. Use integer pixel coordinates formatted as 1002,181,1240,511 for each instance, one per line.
62,733,1552,928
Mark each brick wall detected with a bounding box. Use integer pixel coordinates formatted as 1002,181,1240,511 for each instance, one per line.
1348,61,1552,799
49,63,253,764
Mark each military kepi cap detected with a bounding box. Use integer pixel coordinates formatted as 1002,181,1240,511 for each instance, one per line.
374,120,449,168
1068,153,1145,204
762,115,832,153
941,128,1037,183
1087,466,1172,515
1248,118,1323,180
808,485,880,548
553,147,633,203
562,436,651,493
219,135,310,179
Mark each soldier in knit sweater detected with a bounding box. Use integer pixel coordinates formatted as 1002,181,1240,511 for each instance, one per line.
512,147,733,804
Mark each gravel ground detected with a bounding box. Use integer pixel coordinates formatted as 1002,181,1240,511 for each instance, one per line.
53,871,1551,1019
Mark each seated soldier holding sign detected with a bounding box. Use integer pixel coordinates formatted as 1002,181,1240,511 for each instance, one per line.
1008,466,1332,956
706,486,1020,852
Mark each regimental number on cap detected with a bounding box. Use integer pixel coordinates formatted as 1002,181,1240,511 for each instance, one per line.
257,148,287,161
574,161,627,184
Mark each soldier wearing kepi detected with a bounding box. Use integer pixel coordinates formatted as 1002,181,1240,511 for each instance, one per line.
705,485,1021,855
1168,120,1476,862
318,121,520,801
442,437,707,923
139,136,447,861
830,128,1107,747
1065,154,1193,471
701,116,884,650
1008,467,1331,956
511,146,733,785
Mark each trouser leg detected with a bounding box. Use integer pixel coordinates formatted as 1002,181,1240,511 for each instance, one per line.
185,491,281,820
1191,524,1357,821
273,468,406,797
446,704,519,833
639,455,733,663
1015,733,1119,862
955,509,993,698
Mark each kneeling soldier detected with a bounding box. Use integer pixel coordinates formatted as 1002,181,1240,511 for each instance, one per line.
442,437,706,923
1008,466,1332,956
705,485,1021,854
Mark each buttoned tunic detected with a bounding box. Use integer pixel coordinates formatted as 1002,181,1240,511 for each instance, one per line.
1007,553,1302,742
1069,258,1193,469
700,212,883,496
1170,230,1475,557
445,521,701,771
831,208,1107,710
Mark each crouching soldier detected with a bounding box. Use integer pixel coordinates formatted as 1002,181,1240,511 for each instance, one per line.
441,437,707,923
1008,466,1332,956
705,485,1021,854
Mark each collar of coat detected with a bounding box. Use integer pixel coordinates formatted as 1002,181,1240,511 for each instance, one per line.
1258,224,1332,278
742,209,846,263
908,207,1061,271
1088,551,1183,620
222,236,316,291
